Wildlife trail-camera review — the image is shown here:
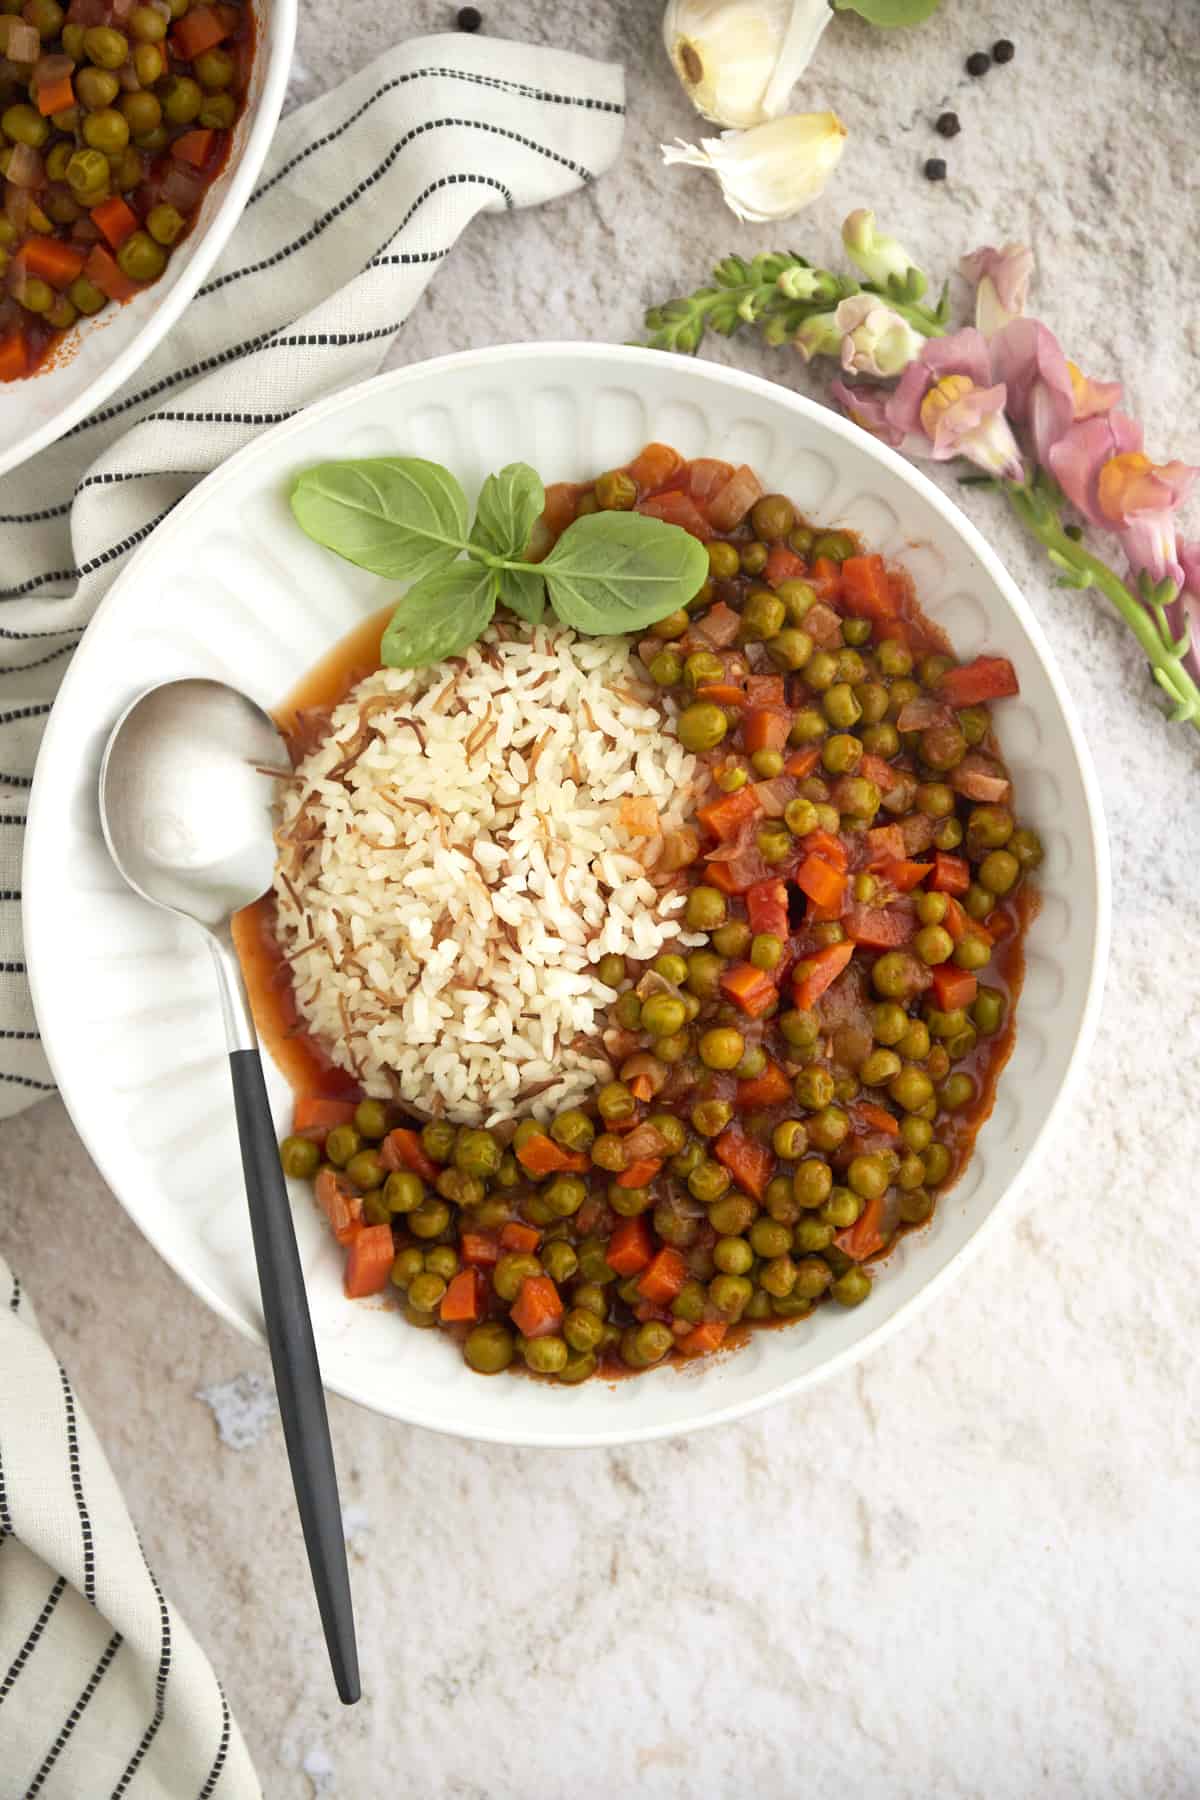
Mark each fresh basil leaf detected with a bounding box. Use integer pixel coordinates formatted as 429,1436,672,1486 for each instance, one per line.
291,457,469,583
832,0,943,23
541,511,709,636
470,462,545,561
495,566,546,625
380,561,497,669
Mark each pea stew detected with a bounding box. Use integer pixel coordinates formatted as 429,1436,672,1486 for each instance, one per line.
246,444,1040,1384
0,0,252,382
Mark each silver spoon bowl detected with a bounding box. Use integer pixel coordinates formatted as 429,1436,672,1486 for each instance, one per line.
100,677,360,1706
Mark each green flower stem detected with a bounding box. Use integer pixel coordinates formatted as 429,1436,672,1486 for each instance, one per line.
1005,477,1200,732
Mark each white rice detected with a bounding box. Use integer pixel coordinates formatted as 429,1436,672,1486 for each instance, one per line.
273,622,708,1126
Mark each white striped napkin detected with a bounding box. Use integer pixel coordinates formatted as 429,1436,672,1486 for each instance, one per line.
0,33,624,1796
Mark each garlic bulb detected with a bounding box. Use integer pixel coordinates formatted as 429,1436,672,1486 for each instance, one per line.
661,112,848,224
663,0,834,130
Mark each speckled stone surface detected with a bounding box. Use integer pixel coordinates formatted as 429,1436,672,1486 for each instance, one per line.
6,1,1200,1794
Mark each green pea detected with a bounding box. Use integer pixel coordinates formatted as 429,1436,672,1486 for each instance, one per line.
279,1135,320,1180
973,986,1005,1035
788,1256,831,1300
712,1235,752,1275
161,74,203,124
541,1240,578,1284
82,23,129,64
861,721,900,758
756,823,792,864
390,1246,424,1289
822,733,863,776
819,1186,862,1229
417,1119,452,1163
557,1350,597,1384
596,952,626,988
83,107,130,153
686,951,725,999
572,1282,609,1318
872,1002,908,1046
677,702,728,753
767,627,813,672
946,1024,978,1061
807,1107,849,1152
1008,826,1044,870
550,1108,594,1151
899,1186,934,1225
74,64,119,109
767,1118,804,1161
545,1176,587,1218
746,932,780,973
193,44,234,87
979,849,1020,895
590,1132,628,1174
934,817,964,851
923,1142,952,1185
708,1274,753,1321
834,776,879,820
900,1113,933,1153
406,1271,446,1313
408,1199,451,1238
16,277,54,315
120,90,162,137
780,1008,819,1049
803,650,838,693
859,1048,901,1088
831,1267,872,1307
897,1019,931,1062
656,1030,691,1065
691,1098,733,1138
706,925,747,964
649,649,681,686
708,1193,756,1236
519,1334,567,1375
792,1159,833,1210
847,1154,889,1201
594,469,636,510
349,1097,386,1140
685,886,726,934
597,1080,636,1123
650,608,690,642
872,951,922,1000
889,1063,934,1112
462,1323,514,1373
823,682,862,729
913,924,954,966
493,1252,542,1302
435,1168,483,1208
688,1158,731,1204
915,890,948,927
751,494,796,541
938,1072,976,1111
954,933,992,972
614,990,642,1030
323,1124,360,1168
68,275,107,315
959,705,990,745
3,104,49,148
920,721,967,772
748,749,783,780
344,1148,384,1191
425,1245,459,1281
708,539,740,579
734,1045,767,1082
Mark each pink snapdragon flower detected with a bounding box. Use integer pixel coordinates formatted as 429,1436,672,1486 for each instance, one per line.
834,294,925,379
884,328,1024,480
829,378,907,449
1176,541,1200,684
990,319,1076,467
959,243,1035,338
1048,412,1198,589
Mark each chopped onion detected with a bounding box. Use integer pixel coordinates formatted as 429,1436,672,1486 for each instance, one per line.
1,17,40,61
118,58,141,88
3,185,30,231
895,694,949,732
749,775,794,817
623,1121,671,1161
950,753,1011,804
5,142,44,190
33,51,74,88
657,826,699,872
617,1052,669,1097
706,464,763,531
111,0,135,16
159,162,204,212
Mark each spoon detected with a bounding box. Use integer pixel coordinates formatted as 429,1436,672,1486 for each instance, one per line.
99,677,360,1707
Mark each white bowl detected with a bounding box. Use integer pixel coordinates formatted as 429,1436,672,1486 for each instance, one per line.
0,0,295,479
24,344,1110,1446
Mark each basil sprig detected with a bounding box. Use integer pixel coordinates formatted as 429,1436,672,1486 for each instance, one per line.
289,456,709,668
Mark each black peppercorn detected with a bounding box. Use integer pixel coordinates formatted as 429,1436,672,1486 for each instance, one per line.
457,5,482,29
966,50,991,76
992,39,1015,63
936,111,961,137
924,158,947,182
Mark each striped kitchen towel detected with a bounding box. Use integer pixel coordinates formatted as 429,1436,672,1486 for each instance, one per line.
0,33,624,1797
0,28,625,1119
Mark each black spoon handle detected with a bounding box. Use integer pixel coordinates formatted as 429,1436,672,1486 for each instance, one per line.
229,1047,360,1705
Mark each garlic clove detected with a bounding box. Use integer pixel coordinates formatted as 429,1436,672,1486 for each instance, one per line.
662,0,834,131
661,112,848,223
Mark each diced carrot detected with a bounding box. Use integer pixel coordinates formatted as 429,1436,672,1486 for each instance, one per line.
795,853,846,911
792,940,855,1010
500,1220,541,1253
628,442,681,490
636,489,714,540
35,72,74,115
835,1195,886,1261
840,553,899,621
865,824,907,867
293,1096,359,1133
20,235,85,287
745,877,789,940
713,1127,775,1199
939,655,1019,707
380,1127,440,1183
804,828,848,869
694,682,747,707
859,752,899,794
514,1133,590,1177
705,464,763,532
880,858,932,892
172,3,228,56
764,544,806,588
742,707,792,754
784,746,821,779
636,1246,688,1306
171,127,216,168
440,1267,484,1323
617,1157,663,1189
0,332,28,382
540,481,577,536
718,961,778,1018
808,555,842,600
745,673,786,707
343,1223,395,1297
628,1075,654,1104
806,892,845,925
929,851,970,894
677,1319,728,1357
83,244,138,302
987,908,1014,941
705,857,755,896
856,1102,900,1137
460,1230,501,1267
315,1168,363,1247
697,784,762,840
842,903,914,949
930,964,978,1010
509,1274,564,1339
606,1214,654,1276
736,1060,792,1108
